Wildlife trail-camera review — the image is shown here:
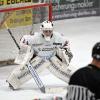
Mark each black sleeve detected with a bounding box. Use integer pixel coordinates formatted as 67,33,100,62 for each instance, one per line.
66,67,96,100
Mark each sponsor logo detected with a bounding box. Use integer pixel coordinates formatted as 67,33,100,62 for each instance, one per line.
53,1,94,11
0,0,32,6
32,59,45,69
53,42,62,46
32,43,43,46
50,60,71,78
18,69,30,79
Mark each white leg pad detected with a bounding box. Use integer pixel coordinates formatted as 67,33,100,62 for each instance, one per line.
48,56,74,83
7,56,51,89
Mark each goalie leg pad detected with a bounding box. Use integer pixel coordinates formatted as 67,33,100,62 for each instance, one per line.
48,56,74,83
7,56,51,89
7,65,31,89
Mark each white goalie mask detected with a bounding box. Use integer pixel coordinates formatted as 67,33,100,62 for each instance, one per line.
40,20,53,41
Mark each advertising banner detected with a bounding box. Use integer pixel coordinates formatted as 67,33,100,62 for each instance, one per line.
6,9,32,28
0,9,32,29
0,0,32,6
0,0,33,29
52,0,100,20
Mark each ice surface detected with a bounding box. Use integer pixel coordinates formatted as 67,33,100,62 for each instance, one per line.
0,16,100,100
0,73,67,100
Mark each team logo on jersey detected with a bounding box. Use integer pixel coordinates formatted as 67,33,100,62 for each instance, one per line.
53,43,62,46
32,43,43,46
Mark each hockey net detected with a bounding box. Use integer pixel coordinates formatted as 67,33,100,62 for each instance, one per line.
0,2,52,44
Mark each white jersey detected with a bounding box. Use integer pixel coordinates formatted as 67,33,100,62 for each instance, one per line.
20,32,72,61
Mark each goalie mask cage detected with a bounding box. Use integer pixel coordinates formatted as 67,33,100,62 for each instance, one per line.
0,2,52,45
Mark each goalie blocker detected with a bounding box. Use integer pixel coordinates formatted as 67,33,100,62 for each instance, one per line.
6,56,50,89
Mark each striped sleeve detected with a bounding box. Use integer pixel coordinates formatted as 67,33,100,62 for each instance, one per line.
66,85,95,100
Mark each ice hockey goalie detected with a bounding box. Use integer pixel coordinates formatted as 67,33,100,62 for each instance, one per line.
6,20,73,90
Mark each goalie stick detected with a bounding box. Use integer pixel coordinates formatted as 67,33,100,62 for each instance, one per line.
4,22,45,93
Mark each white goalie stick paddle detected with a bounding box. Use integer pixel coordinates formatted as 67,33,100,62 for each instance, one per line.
4,22,45,93
26,62,45,93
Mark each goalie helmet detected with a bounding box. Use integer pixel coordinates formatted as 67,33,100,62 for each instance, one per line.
40,20,53,31
92,42,100,60
40,20,53,41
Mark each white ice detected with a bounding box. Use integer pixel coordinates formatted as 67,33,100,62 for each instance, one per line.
0,16,100,100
